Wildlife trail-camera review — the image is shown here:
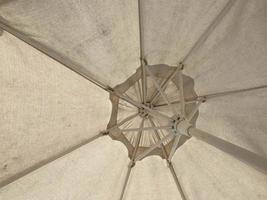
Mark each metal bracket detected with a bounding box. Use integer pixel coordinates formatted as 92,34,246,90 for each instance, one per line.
176,120,192,137
178,62,184,70
128,160,135,168
100,130,109,136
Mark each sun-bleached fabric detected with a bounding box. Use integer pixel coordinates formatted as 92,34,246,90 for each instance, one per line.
184,0,267,94
0,136,129,200
0,0,266,199
197,88,267,158
0,32,111,184
0,0,140,87
140,0,227,65
172,138,267,200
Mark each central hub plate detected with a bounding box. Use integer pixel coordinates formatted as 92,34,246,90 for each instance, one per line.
107,64,198,160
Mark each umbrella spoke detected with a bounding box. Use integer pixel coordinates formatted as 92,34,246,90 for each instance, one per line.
200,85,267,101
137,79,143,102
168,135,181,161
188,127,267,174
149,118,187,200
168,161,187,200
145,65,179,117
134,133,175,162
177,68,185,117
132,118,145,159
153,99,197,108
107,113,139,132
119,118,145,200
141,61,147,104
148,118,169,158
121,126,172,132
186,100,203,122
119,163,133,200
155,84,267,108
114,91,171,121
150,64,183,105
138,0,147,104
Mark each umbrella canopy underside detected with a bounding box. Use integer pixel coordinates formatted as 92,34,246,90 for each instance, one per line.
0,0,267,200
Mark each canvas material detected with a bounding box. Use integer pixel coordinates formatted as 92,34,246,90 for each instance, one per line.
0,32,111,184
0,0,140,87
0,0,267,199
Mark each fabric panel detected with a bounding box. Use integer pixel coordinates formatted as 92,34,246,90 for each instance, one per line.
0,0,140,87
184,0,267,94
172,138,267,200
0,137,129,200
0,32,111,184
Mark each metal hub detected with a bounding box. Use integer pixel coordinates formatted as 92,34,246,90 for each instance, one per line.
108,64,198,160
138,107,149,118
171,117,181,135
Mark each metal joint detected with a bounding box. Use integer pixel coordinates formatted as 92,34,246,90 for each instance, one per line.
128,160,135,168
178,62,184,70
166,160,171,167
140,57,147,63
106,86,114,93
197,96,206,103
101,131,109,136
176,120,192,137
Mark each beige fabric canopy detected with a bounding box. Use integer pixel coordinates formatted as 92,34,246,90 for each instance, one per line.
0,0,267,199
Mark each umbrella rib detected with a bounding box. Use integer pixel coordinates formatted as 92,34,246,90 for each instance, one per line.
145,65,179,116
188,127,267,174
0,132,106,189
119,164,133,200
168,162,187,200
121,126,172,132
141,61,147,104
150,65,182,105
107,113,139,132
115,91,171,121
132,118,145,159
149,118,187,200
137,79,143,102
200,84,267,100
134,133,175,162
153,99,196,108
177,68,185,117
138,0,145,61
138,0,147,104
154,84,267,108
181,0,236,63
148,118,169,158
186,100,202,122
168,135,182,161
119,118,145,200
0,17,111,93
